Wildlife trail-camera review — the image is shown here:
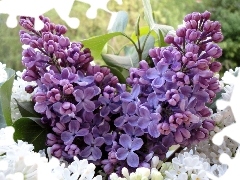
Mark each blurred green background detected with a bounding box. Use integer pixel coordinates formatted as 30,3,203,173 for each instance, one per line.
0,0,239,74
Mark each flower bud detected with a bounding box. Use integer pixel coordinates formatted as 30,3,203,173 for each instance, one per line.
212,32,224,43
164,35,174,44
209,61,222,72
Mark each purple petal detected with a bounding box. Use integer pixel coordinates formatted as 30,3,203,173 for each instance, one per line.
94,137,105,146
81,146,91,157
83,100,95,112
52,102,61,113
148,121,160,138
84,134,93,145
156,63,168,74
119,134,132,148
34,102,47,113
116,148,128,160
61,68,69,79
146,68,159,79
180,86,192,97
121,92,133,102
139,106,150,117
138,117,149,129
92,147,102,160
114,116,125,127
147,93,158,106
131,84,140,98
123,123,133,135
100,106,110,117
126,102,136,115
61,131,73,143
75,128,89,136
164,71,175,82
84,87,95,99
194,90,209,102
73,89,83,102
127,115,139,126
127,151,139,167
131,138,143,151
69,120,80,133
60,115,71,123
152,77,165,88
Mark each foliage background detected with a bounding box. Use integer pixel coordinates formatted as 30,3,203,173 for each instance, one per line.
0,0,239,75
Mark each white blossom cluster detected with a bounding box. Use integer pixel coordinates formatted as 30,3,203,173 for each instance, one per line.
0,126,102,180
0,62,8,84
10,70,37,121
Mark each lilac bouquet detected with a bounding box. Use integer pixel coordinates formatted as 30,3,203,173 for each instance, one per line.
1,1,238,179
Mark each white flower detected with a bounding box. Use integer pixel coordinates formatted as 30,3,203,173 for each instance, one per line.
10,70,36,121
191,170,209,180
0,62,7,83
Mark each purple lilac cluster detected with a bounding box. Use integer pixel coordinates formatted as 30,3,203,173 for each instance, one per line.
19,11,223,176
126,10,222,161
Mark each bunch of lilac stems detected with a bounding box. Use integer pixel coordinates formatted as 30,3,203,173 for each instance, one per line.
19,11,223,176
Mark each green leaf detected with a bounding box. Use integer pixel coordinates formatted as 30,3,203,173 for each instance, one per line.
134,15,141,37
0,102,6,128
102,54,137,69
130,26,158,44
16,100,41,118
141,0,174,41
81,32,123,60
131,35,155,61
102,35,155,69
13,117,48,151
142,0,155,28
108,11,129,33
153,24,174,37
0,68,15,126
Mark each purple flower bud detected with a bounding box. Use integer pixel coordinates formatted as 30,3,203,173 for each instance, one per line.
196,128,209,140
212,32,224,43
43,40,58,53
197,59,209,70
209,61,222,73
47,88,61,103
164,35,175,44
50,144,62,158
174,128,191,143
103,86,115,99
46,133,58,146
186,20,198,29
55,25,68,35
139,60,149,70
205,43,222,58
63,84,74,95
59,102,76,115
191,12,201,21
94,72,104,82
202,119,215,131
157,122,170,135
59,36,70,47
201,11,211,20
52,122,66,134
186,43,199,54
165,89,180,106
186,29,201,41
176,27,187,37
25,85,35,93
184,13,192,22
198,107,211,117
65,144,80,156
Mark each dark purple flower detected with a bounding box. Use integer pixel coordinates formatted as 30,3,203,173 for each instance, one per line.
81,133,105,160
116,134,143,167
61,120,88,145
73,87,99,112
